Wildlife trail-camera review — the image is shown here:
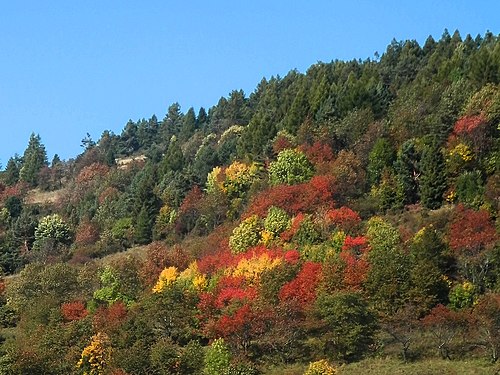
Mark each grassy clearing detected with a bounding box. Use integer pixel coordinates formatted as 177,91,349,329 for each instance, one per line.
262,358,500,375
25,188,65,205
338,357,500,375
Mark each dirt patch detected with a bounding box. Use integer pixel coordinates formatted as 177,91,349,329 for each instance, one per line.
25,188,65,205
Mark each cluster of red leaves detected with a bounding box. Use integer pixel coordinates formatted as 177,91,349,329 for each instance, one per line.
279,262,322,307
92,301,128,333
340,236,370,289
453,114,487,135
61,301,88,322
197,249,237,276
178,186,204,214
0,182,29,202
299,141,335,166
449,205,497,257
74,220,100,246
75,162,110,184
272,135,294,155
421,304,468,331
246,175,336,217
325,206,362,233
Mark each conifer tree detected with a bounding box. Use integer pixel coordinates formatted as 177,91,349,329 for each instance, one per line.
419,141,447,209
19,133,48,186
3,155,21,186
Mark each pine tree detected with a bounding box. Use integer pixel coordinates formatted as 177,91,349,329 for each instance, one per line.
419,141,447,209
395,139,420,204
3,155,21,186
19,133,48,186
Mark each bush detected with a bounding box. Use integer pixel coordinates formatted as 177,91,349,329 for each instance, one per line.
229,215,262,254
269,149,314,185
304,359,336,375
264,206,291,236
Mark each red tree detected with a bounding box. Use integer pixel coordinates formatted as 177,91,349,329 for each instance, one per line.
279,262,322,308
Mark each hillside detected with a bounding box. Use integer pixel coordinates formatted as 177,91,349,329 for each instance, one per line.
0,29,498,374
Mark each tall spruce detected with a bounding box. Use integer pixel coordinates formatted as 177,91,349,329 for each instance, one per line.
419,141,447,209
19,133,48,186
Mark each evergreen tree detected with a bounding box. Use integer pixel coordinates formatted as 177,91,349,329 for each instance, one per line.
419,141,447,209
394,139,421,204
3,155,21,186
197,107,208,130
179,107,196,142
19,133,48,186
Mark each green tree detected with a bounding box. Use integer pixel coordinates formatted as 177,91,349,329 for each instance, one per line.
3,155,21,186
394,139,421,204
32,214,72,258
315,291,377,362
204,338,231,375
179,107,197,142
19,133,48,186
367,138,395,185
419,141,447,209
268,149,314,185
365,217,409,314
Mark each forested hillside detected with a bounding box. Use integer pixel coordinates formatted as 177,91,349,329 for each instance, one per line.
0,29,499,374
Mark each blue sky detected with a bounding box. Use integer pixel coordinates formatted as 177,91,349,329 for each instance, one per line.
1,1,499,166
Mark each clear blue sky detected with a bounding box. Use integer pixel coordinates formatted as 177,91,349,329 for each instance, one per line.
1,1,499,166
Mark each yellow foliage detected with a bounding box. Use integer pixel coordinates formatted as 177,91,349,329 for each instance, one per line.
260,229,274,246
193,274,208,291
304,359,337,375
449,143,474,162
152,266,178,293
231,253,282,283
77,332,111,375
177,261,208,291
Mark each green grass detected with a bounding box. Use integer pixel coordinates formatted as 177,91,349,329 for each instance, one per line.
338,358,500,375
262,358,500,375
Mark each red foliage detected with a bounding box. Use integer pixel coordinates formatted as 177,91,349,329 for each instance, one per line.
0,182,29,202
61,301,88,322
75,162,110,184
340,236,370,289
197,249,237,276
93,301,128,333
74,220,100,246
245,175,335,217
325,207,362,233
279,262,322,307
179,186,204,214
453,114,487,135
299,141,335,166
272,135,294,155
449,205,497,257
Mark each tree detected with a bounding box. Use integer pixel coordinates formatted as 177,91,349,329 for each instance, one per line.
77,332,112,375
32,214,72,259
394,139,421,204
19,133,48,186
315,291,377,362
268,149,314,185
419,141,447,209
367,138,395,185
3,155,21,186
204,338,231,375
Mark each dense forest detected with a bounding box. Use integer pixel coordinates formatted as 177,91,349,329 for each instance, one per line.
0,29,498,374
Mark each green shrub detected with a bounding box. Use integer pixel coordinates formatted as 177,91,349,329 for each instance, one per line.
229,215,262,254
269,149,314,185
